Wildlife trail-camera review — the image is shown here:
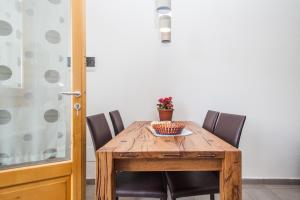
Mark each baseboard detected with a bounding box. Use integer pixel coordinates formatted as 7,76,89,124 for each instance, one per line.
86,179,95,185
86,178,300,185
242,178,300,185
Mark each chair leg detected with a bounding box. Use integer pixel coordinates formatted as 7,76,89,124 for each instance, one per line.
116,197,119,200
210,194,215,200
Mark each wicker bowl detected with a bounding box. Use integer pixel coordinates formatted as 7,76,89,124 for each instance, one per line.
151,121,185,135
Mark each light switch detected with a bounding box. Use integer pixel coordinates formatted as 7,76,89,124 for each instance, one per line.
67,57,95,67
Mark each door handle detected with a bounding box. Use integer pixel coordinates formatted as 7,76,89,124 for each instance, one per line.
60,91,81,98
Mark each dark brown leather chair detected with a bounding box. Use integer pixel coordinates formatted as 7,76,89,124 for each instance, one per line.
109,110,124,136
87,113,112,151
214,113,246,148
202,110,219,133
166,112,246,200
87,113,167,200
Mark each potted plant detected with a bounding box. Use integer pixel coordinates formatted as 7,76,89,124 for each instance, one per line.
157,97,174,121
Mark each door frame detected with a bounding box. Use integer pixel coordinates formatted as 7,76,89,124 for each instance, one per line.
0,0,86,199
71,0,86,199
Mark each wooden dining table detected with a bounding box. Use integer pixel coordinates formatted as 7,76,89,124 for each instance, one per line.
96,121,242,200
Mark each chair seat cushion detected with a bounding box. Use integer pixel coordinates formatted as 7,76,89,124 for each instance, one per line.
166,171,219,198
116,172,167,198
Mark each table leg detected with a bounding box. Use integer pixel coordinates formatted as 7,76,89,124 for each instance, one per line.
96,152,115,200
220,151,242,200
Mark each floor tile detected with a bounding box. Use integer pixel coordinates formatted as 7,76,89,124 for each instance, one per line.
86,185,95,200
244,184,281,200
265,185,300,200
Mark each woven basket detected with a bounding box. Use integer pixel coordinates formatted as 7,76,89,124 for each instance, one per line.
151,121,185,135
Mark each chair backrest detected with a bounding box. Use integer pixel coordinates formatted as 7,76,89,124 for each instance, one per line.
109,110,124,136
202,110,220,133
87,113,112,152
214,113,246,148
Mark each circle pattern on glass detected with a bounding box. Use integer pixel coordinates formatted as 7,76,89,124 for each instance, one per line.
48,0,61,4
0,153,9,158
44,70,60,83
0,65,12,80
43,148,57,159
0,20,13,36
45,30,61,44
44,109,59,123
57,132,63,139
59,16,64,23
23,133,33,141
59,55,64,62
24,92,33,100
0,153,9,165
0,110,12,125
25,9,34,16
24,51,34,58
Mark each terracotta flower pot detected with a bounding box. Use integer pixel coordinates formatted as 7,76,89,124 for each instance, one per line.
158,109,174,121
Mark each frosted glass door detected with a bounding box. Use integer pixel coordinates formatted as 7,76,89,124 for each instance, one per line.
0,0,71,168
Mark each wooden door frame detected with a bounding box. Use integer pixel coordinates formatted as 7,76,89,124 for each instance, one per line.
72,0,86,199
0,0,86,199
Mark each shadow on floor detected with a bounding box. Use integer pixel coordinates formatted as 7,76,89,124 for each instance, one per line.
86,184,300,200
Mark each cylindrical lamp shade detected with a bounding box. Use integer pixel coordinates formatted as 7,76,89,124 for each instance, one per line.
159,15,171,33
156,0,171,14
161,32,171,43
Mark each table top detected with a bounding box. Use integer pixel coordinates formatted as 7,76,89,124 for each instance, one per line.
98,121,239,159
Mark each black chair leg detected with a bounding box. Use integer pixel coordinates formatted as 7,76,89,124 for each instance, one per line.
116,197,119,200
210,194,215,200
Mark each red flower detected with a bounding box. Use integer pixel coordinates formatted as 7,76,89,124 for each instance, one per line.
164,97,171,102
157,97,174,109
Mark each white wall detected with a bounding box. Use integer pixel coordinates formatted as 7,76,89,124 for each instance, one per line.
86,0,300,179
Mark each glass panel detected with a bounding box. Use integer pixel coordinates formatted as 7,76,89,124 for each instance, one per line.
0,0,71,169
0,0,22,88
